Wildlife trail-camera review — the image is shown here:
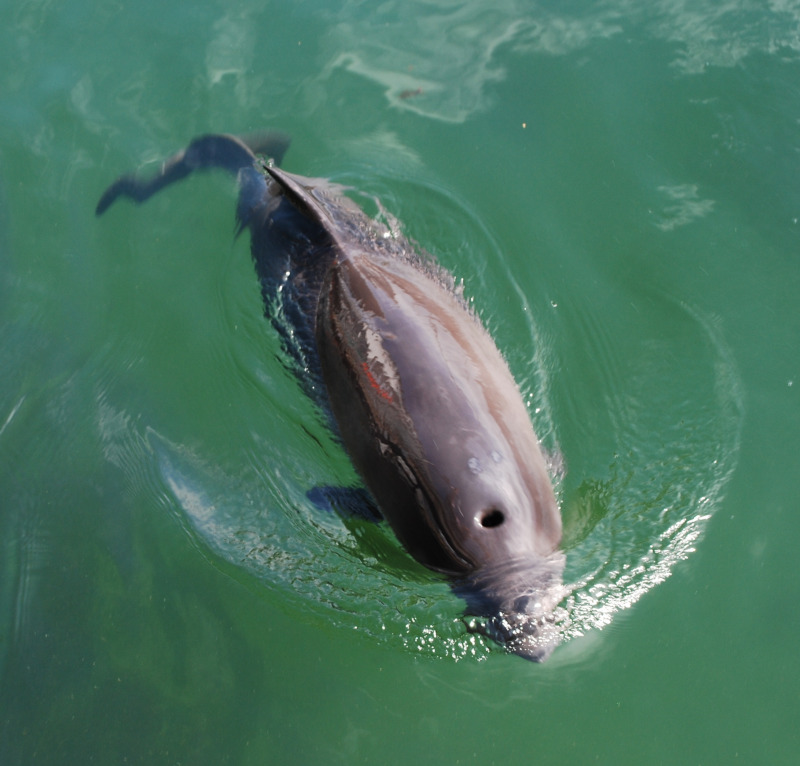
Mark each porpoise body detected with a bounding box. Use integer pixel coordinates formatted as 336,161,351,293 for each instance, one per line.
96,132,565,660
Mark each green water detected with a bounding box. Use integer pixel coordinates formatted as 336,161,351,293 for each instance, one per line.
1,0,799,763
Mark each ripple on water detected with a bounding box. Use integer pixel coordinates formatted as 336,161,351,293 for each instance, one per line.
553,297,743,646
94,178,743,662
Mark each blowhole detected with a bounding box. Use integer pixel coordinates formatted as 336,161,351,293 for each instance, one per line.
480,508,505,528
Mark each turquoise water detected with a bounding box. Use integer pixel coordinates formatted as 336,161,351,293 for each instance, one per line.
1,0,799,763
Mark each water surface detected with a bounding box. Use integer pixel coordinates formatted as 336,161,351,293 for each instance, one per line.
1,1,799,763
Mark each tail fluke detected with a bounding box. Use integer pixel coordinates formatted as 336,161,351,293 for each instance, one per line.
95,132,291,216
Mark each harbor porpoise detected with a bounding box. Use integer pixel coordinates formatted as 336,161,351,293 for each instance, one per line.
96,132,565,660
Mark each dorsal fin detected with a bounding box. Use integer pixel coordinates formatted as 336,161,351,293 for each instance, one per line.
265,166,333,225
265,165,359,256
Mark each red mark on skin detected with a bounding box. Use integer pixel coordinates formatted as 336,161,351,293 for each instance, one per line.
362,362,394,402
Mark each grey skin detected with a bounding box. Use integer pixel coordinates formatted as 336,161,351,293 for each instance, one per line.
96,132,565,661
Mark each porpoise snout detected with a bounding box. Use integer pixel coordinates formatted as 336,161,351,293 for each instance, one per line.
455,553,566,662
466,606,561,662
